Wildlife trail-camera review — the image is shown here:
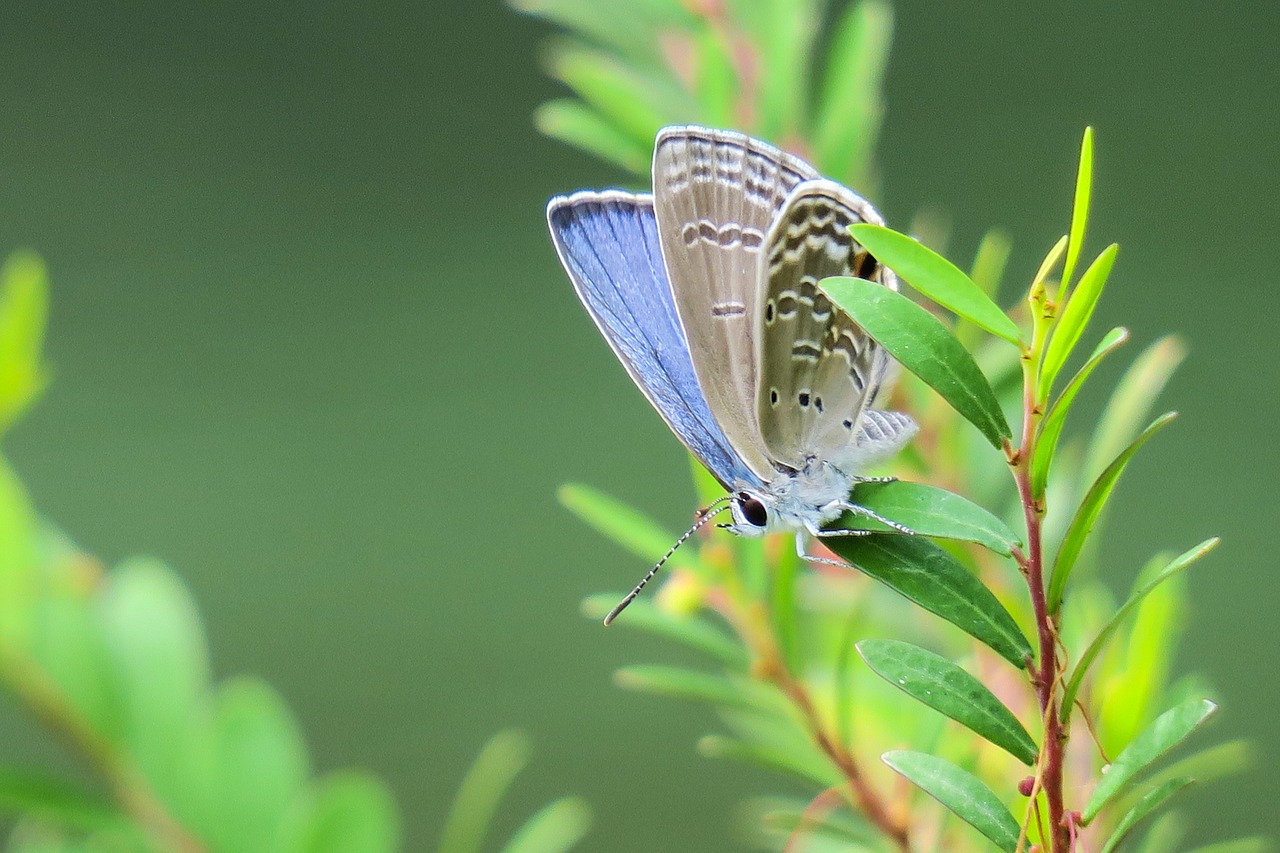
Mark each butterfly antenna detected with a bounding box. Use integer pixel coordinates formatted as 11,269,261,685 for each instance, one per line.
603,497,732,626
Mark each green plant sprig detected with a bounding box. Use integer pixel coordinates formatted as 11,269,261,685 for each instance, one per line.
526,1,1251,849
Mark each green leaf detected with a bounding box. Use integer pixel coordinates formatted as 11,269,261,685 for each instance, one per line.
1033,235,1069,290
1061,538,1219,719
206,678,311,853
0,251,52,434
614,665,788,716
1031,327,1129,496
745,795,880,850
822,276,1011,447
740,0,817,140
99,558,210,808
1039,243,1119,400
0,767,122,831
533,99,650,175
543,43,686,147
1084,335,1185,485
881,750,1020,852
1100,777,1193,853
1133,812,1186,853
580,596,746,668
839,480,1022,555
437,730,531,853
857,640,1036,764
1134,738,1253,794
691,22,736,128
848,224,1022,344
500,797,591,853
1061,127,1095,291
287,772,400,853
698,735,843,790
1082,697,1218,823
559,484,707,576
1048,412,1177,610
826,534,1031,668
0,458,40,651
969,229,1013,299
811,0,892,188
28,590,122,744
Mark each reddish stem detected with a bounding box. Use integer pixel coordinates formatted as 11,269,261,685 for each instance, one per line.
1011,346,1071,853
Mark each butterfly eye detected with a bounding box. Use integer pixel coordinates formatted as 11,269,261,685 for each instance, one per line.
737,493,769,528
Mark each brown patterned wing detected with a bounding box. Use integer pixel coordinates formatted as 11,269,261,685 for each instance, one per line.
651,126,818,479
755,179,898,469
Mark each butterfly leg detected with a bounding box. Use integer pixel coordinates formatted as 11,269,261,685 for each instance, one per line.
821,460,897,485
794,531,847,568
823,501,916,535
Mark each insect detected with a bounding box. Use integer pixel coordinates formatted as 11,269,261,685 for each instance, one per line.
547,126,917,624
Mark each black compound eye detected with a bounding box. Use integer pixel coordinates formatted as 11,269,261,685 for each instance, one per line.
737,494,768,527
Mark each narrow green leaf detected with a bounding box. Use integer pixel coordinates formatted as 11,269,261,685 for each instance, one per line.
1134,738,1252,794
746,795,880,850
544,43,687,147
849,224,1022,344
839,480,1022,555
969,229,1013,299
500,797,591,853
614,665,787,716
882,751,1020,852
1032,235,1069,290
812,0,892,188
437,730,531,853
1048,412,1177,610
1061,539,1219,718
533,99,650,176
99,559,210,808
206,678,311,853
857,640,1037,764
743,0,817,140
510,0,690,68
699,735,843,789
1100,777,1193,853
0,768,121,831
559,484,707,575
287,773,400,853
770,541,801,673
1133,812,1186,853
1032,327,1129,496
691,22,736,128
1040,244,1119,399
1084,336,1186,485
826,534,1032,668
28,591,122,744
1061,127,1095,291
1082,698,1217,823
0,251,52,434
580,596,746,668
822,276,1012,447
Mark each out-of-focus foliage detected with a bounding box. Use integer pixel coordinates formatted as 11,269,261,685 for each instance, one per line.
0,259,590,853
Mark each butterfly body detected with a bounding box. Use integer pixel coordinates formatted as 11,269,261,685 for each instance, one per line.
548,126,916,618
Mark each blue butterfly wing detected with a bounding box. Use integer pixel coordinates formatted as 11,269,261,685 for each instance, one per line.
547,190,761,490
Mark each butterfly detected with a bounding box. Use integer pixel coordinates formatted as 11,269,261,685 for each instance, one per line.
547,126,917,624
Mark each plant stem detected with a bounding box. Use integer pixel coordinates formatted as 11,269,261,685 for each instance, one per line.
756,632,912,853
0,647,205,852
1012,328,1071,853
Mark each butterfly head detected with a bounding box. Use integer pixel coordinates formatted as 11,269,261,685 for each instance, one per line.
726,489,774,536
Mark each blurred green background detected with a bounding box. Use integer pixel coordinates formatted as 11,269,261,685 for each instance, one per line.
0,1,1275,849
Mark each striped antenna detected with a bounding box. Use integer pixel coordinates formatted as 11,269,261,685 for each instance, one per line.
603,497,732,626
